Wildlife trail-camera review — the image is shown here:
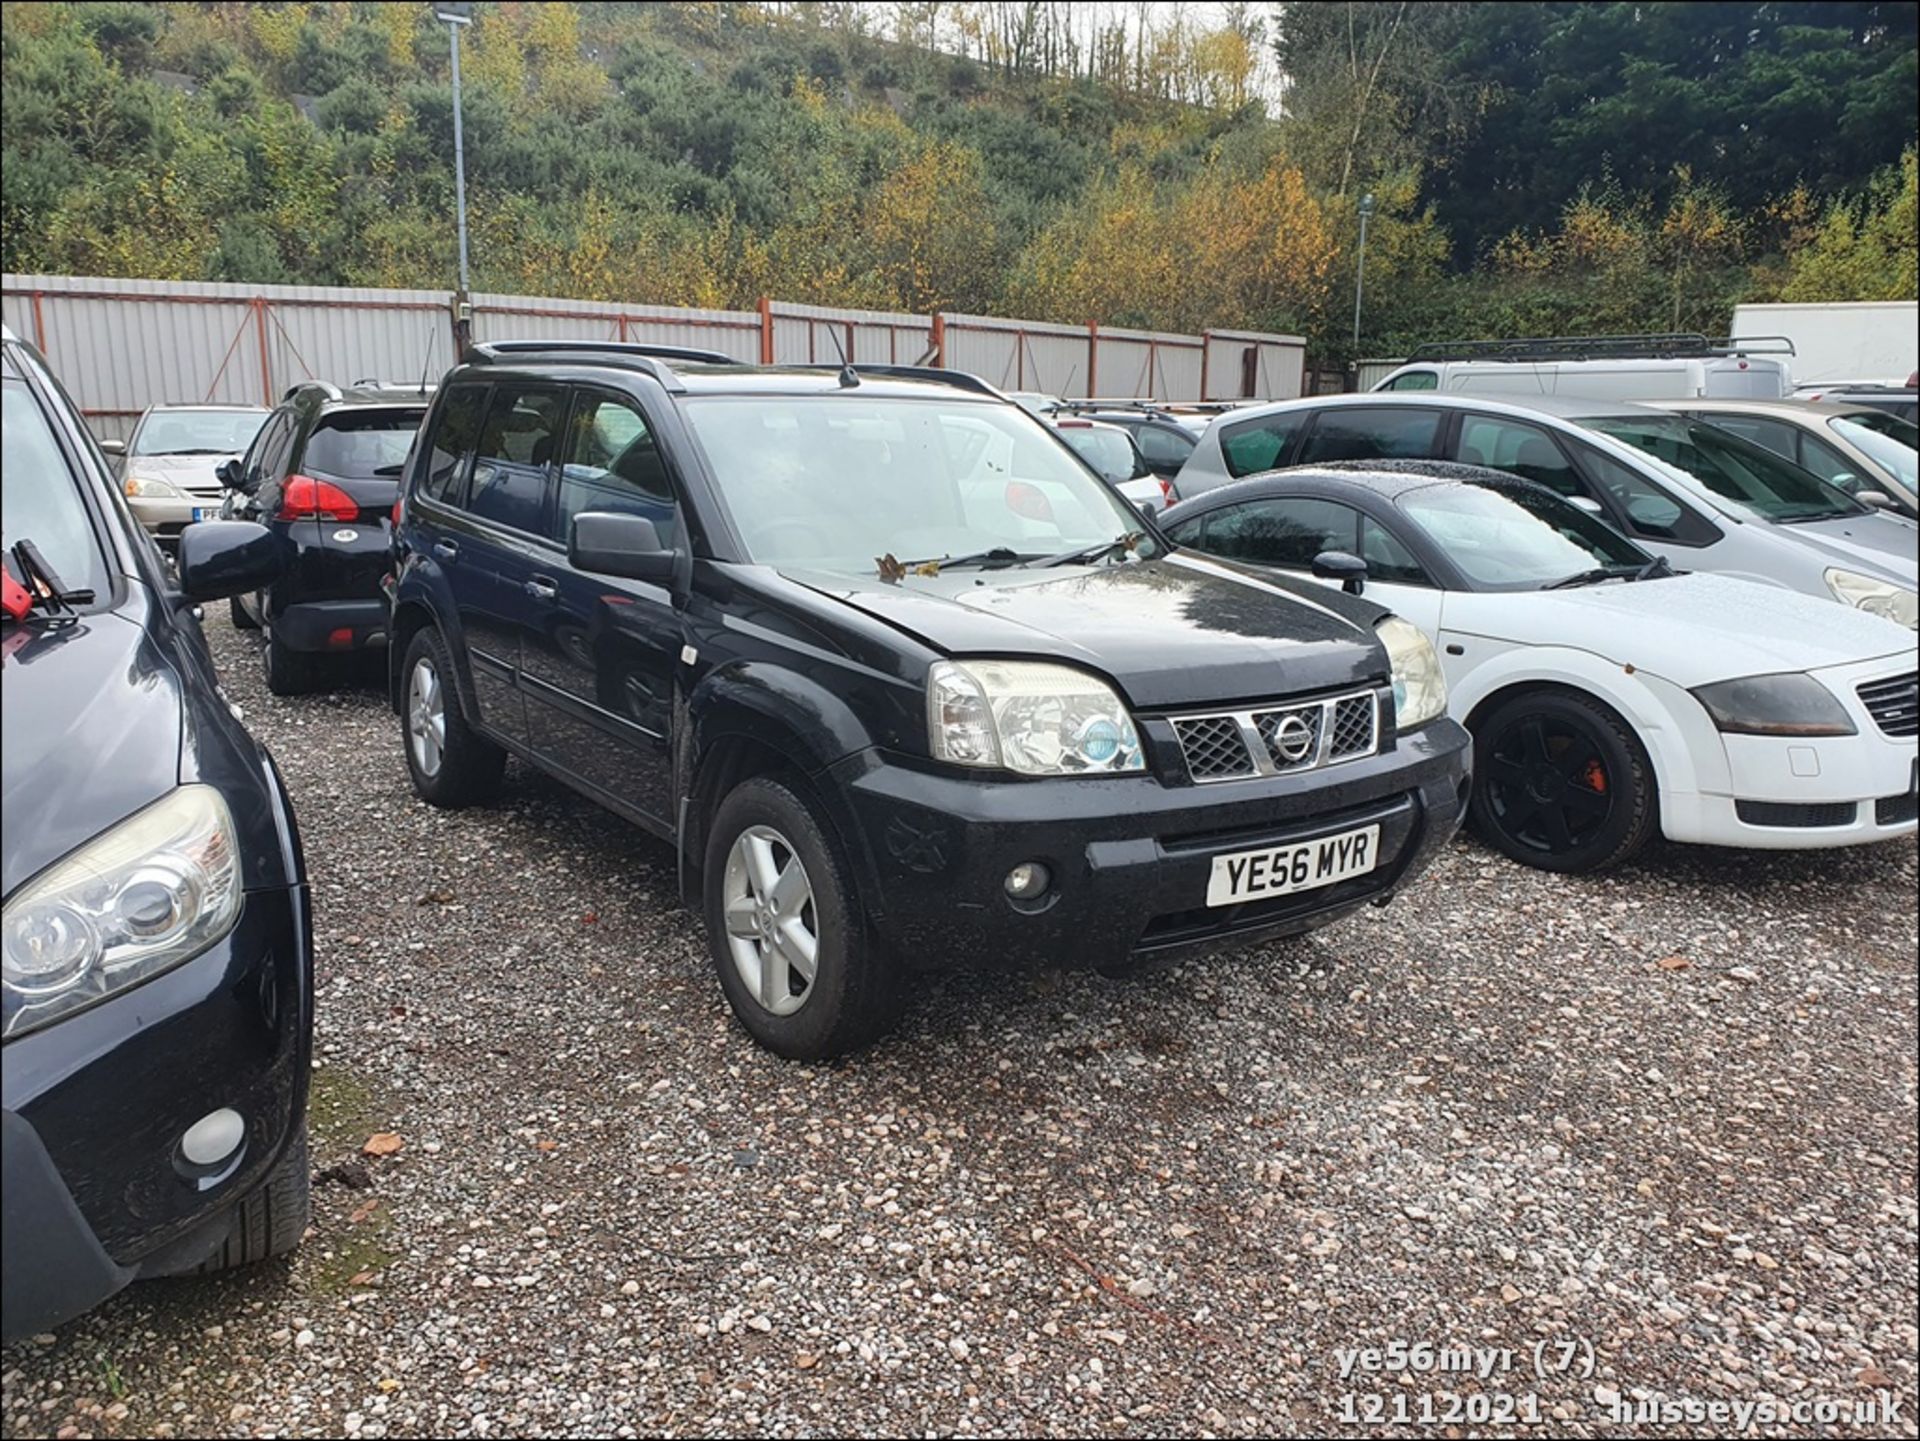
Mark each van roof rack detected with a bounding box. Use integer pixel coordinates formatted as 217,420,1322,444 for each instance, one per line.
1405,333,1797,364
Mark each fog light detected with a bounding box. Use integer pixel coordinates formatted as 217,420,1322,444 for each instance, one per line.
180,1107,245,1167
1004,862,1050,899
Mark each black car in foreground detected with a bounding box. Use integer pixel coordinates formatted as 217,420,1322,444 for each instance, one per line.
389,343,1472,1058
2,326,313,1341
220,380,429,693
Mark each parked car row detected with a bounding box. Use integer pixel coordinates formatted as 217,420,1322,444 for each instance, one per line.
6,324,1914,1346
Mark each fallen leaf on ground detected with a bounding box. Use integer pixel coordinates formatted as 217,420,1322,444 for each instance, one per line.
362,1132,404,1157
1656,955,1691,971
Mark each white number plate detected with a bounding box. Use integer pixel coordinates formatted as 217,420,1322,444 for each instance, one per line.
1206,824,1380,907
191,507,207,522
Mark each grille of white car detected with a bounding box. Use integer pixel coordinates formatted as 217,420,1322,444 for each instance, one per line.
1171,691,1379,783
1858,672,1918,738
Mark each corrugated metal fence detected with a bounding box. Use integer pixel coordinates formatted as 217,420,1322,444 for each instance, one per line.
1,273,1305,441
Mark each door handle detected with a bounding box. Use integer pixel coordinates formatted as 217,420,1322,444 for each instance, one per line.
524,577,558,601
432,540,459,562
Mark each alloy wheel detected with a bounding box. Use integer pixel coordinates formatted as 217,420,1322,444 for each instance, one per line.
1481,712,1615,855
721,824,819,1017
408,655,446,779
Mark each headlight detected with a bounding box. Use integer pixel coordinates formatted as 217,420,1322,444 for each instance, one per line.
1825,568,1918,629
3,786,241,1039
124,472,185,498
928,659,1144,775
1376,616,1447,730
1691,673,1857,737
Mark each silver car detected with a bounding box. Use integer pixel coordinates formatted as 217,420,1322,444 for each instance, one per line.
1175,391,1918,627
105,404,269,549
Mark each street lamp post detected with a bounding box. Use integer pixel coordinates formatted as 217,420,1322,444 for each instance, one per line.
434,2,473,294
1352,191,1376,349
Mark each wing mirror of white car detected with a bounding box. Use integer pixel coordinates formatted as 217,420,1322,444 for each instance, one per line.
1568,495,1606,518
99,437,126,456
1856,488,1893,509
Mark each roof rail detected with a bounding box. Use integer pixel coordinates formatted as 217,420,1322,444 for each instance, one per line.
1059,398,1172,416
284,380,343,402
1404,333,1796,364
797,363,1001,397
471,340,738,366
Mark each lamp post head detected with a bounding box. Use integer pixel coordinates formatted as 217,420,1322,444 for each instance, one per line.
434,1,472,24
1359,192,1376,219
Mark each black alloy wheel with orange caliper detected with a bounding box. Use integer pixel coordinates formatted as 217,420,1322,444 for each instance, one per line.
1468,689,1657,873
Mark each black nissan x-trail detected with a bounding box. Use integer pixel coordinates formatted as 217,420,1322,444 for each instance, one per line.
389,342,1472,1058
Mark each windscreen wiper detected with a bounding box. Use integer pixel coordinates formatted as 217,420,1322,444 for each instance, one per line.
1544,564,1643,590
877,547,1034,580
1637,554,1674,580
1034,532,1145,568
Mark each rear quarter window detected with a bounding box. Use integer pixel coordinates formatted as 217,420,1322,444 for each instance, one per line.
303,409,426,480
1218,413,1306,477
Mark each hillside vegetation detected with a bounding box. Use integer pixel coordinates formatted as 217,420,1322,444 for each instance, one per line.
2,1,1915,365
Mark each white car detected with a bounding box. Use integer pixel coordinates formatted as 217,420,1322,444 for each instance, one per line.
1161,459,1918,872
1052,416,1171,514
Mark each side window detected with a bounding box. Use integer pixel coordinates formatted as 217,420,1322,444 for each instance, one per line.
468,385,564,535
1218,414,1306,478
1200,498,1359,570
1698,413,1798,460
1576,445,1717,545
1454,415,1584,499
554,391,677,547
1792,431,1867,493
1164,516,1205,549
1296,408,1443,464
1359,515,1432,586
1136,425,1194,469
420,384,488,507
1384,369,1438,391
246,411,293,488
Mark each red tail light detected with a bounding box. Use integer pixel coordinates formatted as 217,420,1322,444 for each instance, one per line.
276,475,358,523
1006,481,1054,523
390,497,403,528
1158,477,1174,507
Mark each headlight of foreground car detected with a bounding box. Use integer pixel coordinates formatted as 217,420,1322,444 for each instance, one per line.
124,473,185,499
2,785,242,1039
1691,673,1857,737
1824,568,1918,629
1376,616,1448,730
928,659,1144,775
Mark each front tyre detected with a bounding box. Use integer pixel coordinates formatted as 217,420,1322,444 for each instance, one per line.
703,777,902,1060
1469,690,1656,873
399,627,505,807
195,1126,309,1273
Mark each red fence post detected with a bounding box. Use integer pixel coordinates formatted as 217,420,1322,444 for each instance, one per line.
758,296,774,364
1087,321,1098,399
846,320,855,364
30,291,47,355
253,297,272,406
931,312,946,367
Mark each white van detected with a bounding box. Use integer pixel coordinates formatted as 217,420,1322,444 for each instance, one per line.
1374,334,1794,401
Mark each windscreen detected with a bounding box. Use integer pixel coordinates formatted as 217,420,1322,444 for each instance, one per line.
304,409,425,480
131,408,266,456
1584,413,1863,522
681,395,1153,573
3,378,110,604
1399,479,1651,590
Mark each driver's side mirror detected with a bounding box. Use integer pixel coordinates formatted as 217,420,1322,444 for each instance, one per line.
1856,488,1894,509
99,438,125,457
216,458,245,490
1312,549,1369,596
177,520,283,601
1567,495,1606,518
570,511,676,584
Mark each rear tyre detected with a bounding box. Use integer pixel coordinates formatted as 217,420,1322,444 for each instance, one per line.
228,594,260,631
1469,690,1656,873
196,1126,309,1273
400,626,505,807
703,776,903,1060
262,629,318,696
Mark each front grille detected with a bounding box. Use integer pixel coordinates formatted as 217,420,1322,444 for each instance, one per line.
1171,715,1255,780
1735,799,1857,828
1858,672,1918,737
1170,690,1380,784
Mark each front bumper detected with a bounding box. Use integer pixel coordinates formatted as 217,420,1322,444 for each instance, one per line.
1,882,312,1342
829,718,1472,970
127,493,225,546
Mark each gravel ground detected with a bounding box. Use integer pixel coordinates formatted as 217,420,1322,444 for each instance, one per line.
4,613,1916,1440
